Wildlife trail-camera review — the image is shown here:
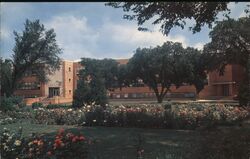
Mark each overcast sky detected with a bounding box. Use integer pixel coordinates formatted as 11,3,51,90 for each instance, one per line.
1,2,249,61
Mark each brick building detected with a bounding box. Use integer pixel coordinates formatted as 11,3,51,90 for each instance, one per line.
110,59,245,100
13,59,244,105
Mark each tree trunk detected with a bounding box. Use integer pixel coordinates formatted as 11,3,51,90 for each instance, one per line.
156,95,163,103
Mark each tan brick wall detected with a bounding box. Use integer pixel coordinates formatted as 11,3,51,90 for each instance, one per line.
44,63,63,97
63,61,74,99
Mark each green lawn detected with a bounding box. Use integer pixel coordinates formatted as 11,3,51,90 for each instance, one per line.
1,121,250,159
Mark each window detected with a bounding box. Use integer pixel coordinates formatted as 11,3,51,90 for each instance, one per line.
19,82,40,90
69,90,72,94
124,93,128,98
222,84,229,96
69,78,71,82
69,67,71,72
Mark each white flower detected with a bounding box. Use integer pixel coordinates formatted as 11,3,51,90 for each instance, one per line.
14,140,22,146
67,109,73,112
4,145,9,151
93,120,96,122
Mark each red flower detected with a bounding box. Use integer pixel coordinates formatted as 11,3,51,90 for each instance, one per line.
58,128,65,135
66,133,74,139
79,135,85,141
47,151,52,156
54,138,63,149
72,136,79,142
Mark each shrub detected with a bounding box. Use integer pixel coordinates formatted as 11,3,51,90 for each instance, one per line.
32,102,43,109
0,127,24,159
46,104,70,109
238,82,250,106
0,97,21,112
73,77,108,108
85,105,105,126
0,128,89,159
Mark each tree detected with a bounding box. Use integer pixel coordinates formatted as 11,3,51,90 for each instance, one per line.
72,74,107,107
73,58,119,107
117,64,130,90
1,19,62,97
204,17,250,106
105,2,237,35
127,42,194,103
185,48,209,95
80,58,119,90
0,58,13,97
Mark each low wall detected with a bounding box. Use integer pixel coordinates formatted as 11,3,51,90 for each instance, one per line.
23,97,42,106
23,96,72,106
49,97,72,104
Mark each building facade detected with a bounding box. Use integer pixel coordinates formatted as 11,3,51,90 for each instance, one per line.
110,59,245,100
13,59,245,105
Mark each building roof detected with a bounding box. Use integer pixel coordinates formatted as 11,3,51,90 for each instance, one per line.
116,59,129,65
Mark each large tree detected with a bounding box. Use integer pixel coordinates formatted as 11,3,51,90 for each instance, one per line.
1,19,62,97
185,47,210,95
73,58,119,107
80,58,119,90
0,58,13,97
204,17,250,106
105,2,247,35
127,42,195,103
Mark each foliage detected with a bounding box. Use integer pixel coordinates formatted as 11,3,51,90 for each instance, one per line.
0,127,24,159
117,64,130,89
0,113,18,125
73,76,108,107
1,19,62,97
80,58,119,90
73,58,119,107
46,104,70,109
185,47,209,94
126,41,206,103
0,58,13,97
34,108,86,125
238,82,250,106
82,103,249,130
1,103,249,129
31,102,43,109
204,17,250,106
0,128,88,159
105,2,234,35
0,96,24,112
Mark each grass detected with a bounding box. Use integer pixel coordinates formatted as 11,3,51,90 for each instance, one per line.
1,120,250,159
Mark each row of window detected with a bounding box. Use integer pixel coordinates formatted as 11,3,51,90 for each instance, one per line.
110,92,196,99
19,82,40,90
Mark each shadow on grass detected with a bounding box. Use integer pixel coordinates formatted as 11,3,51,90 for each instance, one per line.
1,122,250,159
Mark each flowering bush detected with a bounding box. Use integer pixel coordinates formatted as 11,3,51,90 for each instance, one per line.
0,127,24,159
82,103,249,129
0,128,88,159
34,108,86,125
1,102,249,130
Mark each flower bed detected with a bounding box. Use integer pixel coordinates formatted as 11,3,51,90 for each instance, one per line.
82,103,249,129
1,102,249,130
0,128,88,159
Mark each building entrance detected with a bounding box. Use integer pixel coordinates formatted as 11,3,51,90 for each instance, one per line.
49,87,60,98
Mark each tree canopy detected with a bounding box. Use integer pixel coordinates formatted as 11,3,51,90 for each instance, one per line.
80,58,119,90
126,41,207,103
73,58,120,107
1,19,62,97
105,2,237,35
204,17,250,106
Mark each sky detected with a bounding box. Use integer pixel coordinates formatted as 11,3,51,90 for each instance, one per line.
0,2,249,61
